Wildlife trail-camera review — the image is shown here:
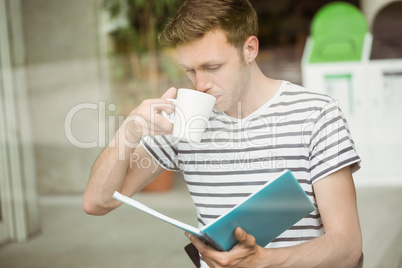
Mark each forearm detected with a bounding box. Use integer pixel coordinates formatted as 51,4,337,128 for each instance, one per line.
261,231,362,268
83,126,140,215
82,88,177,215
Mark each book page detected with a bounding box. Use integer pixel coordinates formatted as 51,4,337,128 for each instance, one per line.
113,191,203,237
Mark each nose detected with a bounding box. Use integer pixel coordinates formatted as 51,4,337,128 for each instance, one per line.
195,71,212,93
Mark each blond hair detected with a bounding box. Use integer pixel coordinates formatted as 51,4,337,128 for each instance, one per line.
159,0,258,49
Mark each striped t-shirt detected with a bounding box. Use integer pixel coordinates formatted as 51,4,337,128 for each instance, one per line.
141,81,360,251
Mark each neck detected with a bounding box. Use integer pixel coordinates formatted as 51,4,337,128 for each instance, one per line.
235,63,281,119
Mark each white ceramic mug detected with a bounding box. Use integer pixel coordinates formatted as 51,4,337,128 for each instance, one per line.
163,88,216,143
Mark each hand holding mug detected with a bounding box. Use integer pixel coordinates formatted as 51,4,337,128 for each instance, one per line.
162,88,216,143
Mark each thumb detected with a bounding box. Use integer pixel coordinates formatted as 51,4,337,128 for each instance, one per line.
234,227,256,247
161,87,177,99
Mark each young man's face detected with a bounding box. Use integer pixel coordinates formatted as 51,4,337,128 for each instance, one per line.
177,29,250,117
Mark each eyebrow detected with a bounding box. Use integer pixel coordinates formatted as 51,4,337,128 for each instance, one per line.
179,60,222,70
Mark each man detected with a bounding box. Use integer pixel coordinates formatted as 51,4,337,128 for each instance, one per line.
83,0,363,267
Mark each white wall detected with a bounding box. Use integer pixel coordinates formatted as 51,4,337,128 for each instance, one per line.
21,0,109,193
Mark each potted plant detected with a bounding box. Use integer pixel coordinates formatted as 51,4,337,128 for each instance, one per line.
102,0,187,191
141,170,176,192
102,0,186,105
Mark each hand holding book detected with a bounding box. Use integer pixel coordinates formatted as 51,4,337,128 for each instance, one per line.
113,170,315,251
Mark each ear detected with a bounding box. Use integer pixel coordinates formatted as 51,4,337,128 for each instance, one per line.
243,36,259,63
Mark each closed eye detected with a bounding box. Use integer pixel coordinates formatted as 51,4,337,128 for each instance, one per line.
186,69,195,74
205,65,220,71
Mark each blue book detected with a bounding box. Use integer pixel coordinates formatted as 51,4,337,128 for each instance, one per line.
113,169,316,251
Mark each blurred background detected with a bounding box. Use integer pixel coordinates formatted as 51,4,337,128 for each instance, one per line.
0,0,401,267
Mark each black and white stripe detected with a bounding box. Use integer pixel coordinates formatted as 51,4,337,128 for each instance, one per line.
141,81,360,251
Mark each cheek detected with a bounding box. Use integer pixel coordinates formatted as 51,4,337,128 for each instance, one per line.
213,87,238,112
214,70,240,92
212,64,247,111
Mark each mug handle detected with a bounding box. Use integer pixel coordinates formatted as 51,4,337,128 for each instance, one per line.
161,98,176,123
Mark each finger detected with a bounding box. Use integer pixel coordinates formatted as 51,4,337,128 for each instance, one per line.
186,233,234,268
185,233,221,260
161,87,177,99
153,114,174,132
158,103,175,116
144,113,174,134
144,98,174,116
185,232,207,251
234,227,256,248
125,113,172,137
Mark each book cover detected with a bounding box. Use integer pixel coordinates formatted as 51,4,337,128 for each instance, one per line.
113,169,316,251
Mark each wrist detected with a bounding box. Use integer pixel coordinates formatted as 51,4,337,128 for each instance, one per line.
119,118,143,144
108,126,140,161
258,247,290,268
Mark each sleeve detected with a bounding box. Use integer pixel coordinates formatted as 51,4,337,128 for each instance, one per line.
140,135,181,172
309,100,361,184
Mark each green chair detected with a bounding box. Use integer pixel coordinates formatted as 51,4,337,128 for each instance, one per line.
309,2,369,63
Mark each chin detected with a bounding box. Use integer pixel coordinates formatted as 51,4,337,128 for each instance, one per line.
213,103,225,112
213,98,232,114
